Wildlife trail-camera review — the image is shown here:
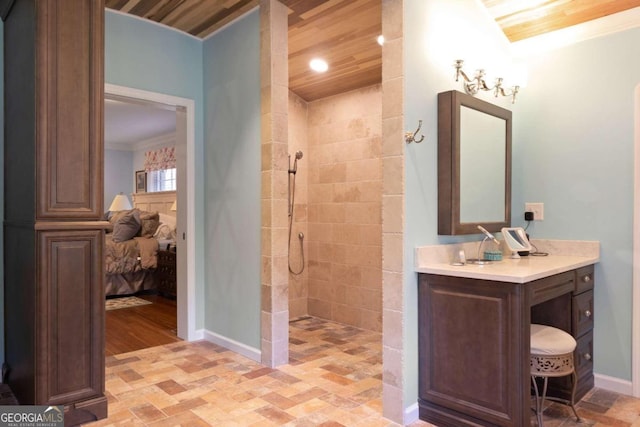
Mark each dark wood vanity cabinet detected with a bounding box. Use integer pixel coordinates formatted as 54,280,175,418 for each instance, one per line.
3,0,106,423
418,274,530,426
534,266,595,402
418,265,595,426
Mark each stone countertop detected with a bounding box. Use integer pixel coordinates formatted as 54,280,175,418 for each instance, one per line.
415,239,600,283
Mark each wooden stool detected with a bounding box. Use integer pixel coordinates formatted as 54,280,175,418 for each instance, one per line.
530,324,580,426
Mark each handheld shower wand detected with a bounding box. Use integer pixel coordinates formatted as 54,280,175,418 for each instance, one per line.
288,150,305,275
289,151,303,174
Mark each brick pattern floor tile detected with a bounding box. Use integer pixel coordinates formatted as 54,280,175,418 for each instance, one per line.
87,317,639,426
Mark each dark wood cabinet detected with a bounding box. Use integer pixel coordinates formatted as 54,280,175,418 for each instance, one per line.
538,266,595,402
156,249,177,298
3,0,106,423
418,274,529,426
418,265,595,426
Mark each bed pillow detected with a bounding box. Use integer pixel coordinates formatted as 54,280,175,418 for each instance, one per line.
111,210,141,242
158,213,176,228
107,208,134,234
138,211,160,237
109,209,135,224
154,213,177,240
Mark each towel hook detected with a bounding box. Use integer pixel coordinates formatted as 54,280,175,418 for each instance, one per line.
405,120,425,144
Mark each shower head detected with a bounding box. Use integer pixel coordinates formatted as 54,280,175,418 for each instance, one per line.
289,151,303,174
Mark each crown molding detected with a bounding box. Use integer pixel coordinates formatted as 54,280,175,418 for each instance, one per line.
105,132,176,152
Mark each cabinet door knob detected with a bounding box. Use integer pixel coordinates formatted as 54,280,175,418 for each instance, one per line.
584,310,592,318
583,275,591,282
584,353,592,361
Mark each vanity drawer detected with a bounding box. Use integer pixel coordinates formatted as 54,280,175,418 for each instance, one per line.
530,271,575,306
575,332,594,380
547,331,593,402
575,265,595,294
573,290,594,337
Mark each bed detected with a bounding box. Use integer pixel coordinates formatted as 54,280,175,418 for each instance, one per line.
105,194,177,296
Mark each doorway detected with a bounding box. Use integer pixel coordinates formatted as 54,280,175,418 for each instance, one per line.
633,83,640,396
105,83,197,342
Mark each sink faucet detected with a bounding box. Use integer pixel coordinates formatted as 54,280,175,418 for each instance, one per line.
474,225,501,264
478,225,500,245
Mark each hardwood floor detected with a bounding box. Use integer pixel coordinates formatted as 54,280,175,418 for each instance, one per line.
105,294,181,356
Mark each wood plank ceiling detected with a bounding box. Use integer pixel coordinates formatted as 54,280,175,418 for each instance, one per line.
482,0,640,42
105,0,260,37
280,0,381,101
106,0,381,101
107,0,640,101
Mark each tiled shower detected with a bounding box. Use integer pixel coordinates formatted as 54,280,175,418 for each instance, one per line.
288,85,383,332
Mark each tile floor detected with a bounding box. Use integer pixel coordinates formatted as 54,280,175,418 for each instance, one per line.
89,317,640,426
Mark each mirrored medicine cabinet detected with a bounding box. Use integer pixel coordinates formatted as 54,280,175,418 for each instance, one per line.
437,90,512,235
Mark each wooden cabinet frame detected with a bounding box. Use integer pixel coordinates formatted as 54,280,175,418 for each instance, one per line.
3,0,107,423
418,266,595,426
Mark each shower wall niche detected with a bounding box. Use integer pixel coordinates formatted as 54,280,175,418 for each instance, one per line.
288,84,382,332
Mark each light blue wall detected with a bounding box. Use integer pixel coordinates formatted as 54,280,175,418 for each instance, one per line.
403,0,524,408
202,9,261,349
105,10,206,328
104,149,134,212
106,6,262,356
106,5,262,357
403,0,639,411
514,29,640,380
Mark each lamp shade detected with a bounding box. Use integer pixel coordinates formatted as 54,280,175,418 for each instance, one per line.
170,200,177,211
108,193,132,211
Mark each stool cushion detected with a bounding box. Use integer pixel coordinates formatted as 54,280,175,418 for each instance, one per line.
531,324,576,355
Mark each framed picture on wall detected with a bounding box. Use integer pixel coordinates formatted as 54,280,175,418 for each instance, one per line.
135,170,147,193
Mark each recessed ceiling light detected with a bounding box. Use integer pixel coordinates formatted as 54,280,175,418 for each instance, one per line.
377,35,385,46
309,58,328,73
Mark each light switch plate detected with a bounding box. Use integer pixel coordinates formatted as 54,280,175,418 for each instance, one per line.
525,202,544,221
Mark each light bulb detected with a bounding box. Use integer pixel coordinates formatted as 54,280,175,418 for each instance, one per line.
309,58,328,73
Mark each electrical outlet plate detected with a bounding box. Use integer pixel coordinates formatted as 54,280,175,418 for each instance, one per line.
525,202,544,220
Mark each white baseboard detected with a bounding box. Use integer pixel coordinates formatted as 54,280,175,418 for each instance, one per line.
594,373,633,396
404,402,419,425
400,375,633,427
199,329,261,362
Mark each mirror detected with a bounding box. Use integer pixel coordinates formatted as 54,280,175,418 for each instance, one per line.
501,227,532,252
437,90,512,235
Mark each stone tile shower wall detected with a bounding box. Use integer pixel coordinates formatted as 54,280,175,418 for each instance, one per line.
288,91,309,320
306,85,383,332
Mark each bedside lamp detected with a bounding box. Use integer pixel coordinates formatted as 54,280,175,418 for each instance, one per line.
108,193,132,212
170,200,177,212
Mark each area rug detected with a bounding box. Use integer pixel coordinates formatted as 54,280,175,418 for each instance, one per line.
106,296,152,311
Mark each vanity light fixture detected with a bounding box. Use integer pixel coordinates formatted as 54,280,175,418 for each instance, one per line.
377,35,385,46
454,59,520,104
309,58,328,73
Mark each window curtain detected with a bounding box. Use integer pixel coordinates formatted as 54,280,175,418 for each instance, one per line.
144,146,176,172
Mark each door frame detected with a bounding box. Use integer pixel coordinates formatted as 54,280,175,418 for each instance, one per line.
633,83,640,396
105,83,197,341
